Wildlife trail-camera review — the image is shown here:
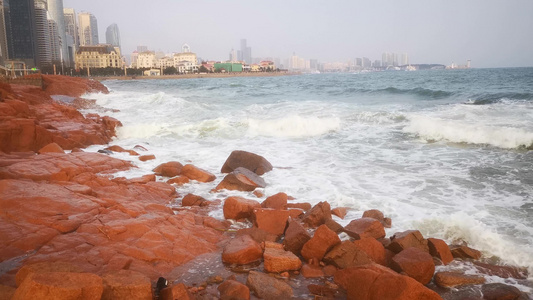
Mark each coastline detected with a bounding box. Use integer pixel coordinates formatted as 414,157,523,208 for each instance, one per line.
0,75,530,299
92,71,301,81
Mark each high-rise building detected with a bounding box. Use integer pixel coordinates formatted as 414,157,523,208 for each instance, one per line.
0,0,9,64
47,0,68,66
137,45,147,53
7,0,38,67
78,12,98,46
63,7,77,65
240,39,251,64
33,0,52,67
48,18,60,62
400,53,409,66
105,23,120,49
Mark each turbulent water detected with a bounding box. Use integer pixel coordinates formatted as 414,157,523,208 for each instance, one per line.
83,68,533,291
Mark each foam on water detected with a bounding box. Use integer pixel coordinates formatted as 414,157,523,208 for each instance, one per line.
247,115,341,137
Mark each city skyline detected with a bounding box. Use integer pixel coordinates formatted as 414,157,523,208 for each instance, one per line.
62,0,533,68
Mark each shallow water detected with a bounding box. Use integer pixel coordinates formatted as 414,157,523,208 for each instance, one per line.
82,68,533,292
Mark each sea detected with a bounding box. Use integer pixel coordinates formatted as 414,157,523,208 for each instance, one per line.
82,67,533,293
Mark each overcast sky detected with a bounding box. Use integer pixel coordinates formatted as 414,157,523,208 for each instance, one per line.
63,0,533,68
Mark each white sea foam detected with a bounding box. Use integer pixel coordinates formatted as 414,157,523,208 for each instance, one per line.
246,115,341,137
404,115,533,149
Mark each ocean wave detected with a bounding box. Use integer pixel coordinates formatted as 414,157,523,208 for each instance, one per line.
404,115,533,149
247,115,341,138
465,93,533,105
348,111,407,125
377,87,454,99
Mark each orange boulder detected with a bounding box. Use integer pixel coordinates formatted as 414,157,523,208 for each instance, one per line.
427,238,453,265
344,217,386,240
220,150,273,175
301,224,341,262
388,230,429,254
153,161,183,177
223,196,261,220
253,208,290,236
101,270,152,300
261,192,288,209
181,164,216,182
390,247,435,285
323,241,372,269
12,272,103,300
222,235,263,265
283,220,311,256
218,280,250,300
433,271,485,288
215,167,266,192
302,201,332,228
263,248,302,273
38,142,64,154
331,207,347,219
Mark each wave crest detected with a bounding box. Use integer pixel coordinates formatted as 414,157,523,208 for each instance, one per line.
247,115,340,138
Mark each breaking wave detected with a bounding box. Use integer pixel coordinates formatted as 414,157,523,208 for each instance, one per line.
247,115,341,138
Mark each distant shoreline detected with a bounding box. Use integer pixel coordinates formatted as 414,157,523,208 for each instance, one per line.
93,72,300,81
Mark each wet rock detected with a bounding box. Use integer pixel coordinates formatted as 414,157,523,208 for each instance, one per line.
362,209,391,228
450,245,482,260
261,192,288,209
101,270,152,300
15,262,83,286
38,142,64,154
334,264,441,300
308,284,337,298
331,207,347,219
323,265,338,277
323,241,372,269
215,167,266,191
182,193,210,207
222,235,263,265
98,149,113,155
433,271,485,288
427,238,453,265
388,230,429,254
138,154,156,161
203,217,231,231
221,150,273,175
253,208,289,236
223,196,261,220
236,227,278,243
218,280,250,300
181,164,216,182
283,219,311,256
325,218,344,233
246,271,293,300
288,208,304,219
0,285,15,300
263,248,302,273
167,175,190,185
473,261,528,279
160,283,194,300
344,217,386,240
301,224,341,262
104,145,139,156
12,272,103,300
128,174,156,184
153,161,183,177
390,247,435,285
353,237,388,266
300,264,325,278
285,202,312,211
481,283,527,300
302,201,332,228
262,241,285,250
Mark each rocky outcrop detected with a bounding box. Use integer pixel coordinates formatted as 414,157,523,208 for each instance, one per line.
221,235,263,265
153,161,183,177
301,224,341,262
433,271,485,288
12,272,104,300
215,167,266,191
283,219,311,256
252,208,289,236
221,150,273,175
263,248,302,273
344,217,386,240
302,201,332,228
223,196,261,220
388,230,429,254
390,247,435,285
428,238,453,265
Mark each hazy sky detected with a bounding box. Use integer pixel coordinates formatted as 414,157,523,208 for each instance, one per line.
63,0,533,68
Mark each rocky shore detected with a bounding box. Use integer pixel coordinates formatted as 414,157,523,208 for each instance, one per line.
0,75,530,299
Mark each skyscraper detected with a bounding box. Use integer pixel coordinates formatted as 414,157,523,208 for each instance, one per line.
240,39,251,64
48,18,60,62
7,0,37,66
46,0,68,66
78,12,98,46
0,0,9,64
33,0,52,67
63,7,77,65
105,23,120,49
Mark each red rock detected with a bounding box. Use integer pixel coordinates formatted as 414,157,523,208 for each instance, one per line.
473,261,528,279
12,272,103,300
288,209,304,219
388,230,429,254
218,280,250,300
253,208,289,236
262,241,284,250
331,207,347,219
167,175,190,185
283,219,311,256
223,196,261,220
344,217,386,240
261,192,288,209
38,142,64,154
301,224,341,262
182,193,209,207
450,245,482,260
236,227,278,243
15,262,83,286
0,285,15,300
307,284,337,298
300,264,325,278
481,283,526,300
325,218,344,233
433,271,485,288
104,145,139,156
353,237,387,266
323,265,337,277
139,154,156,161
203,217,231,231
180,164,216,182
252,190,264,198
153,161,183,177
285,202,312,211
101,270,152,300
160,283,194,300
334,264,441,300
246,271,293,300
221,150,273,175
390,247,435,285
323,241,372,269
222,235,263,265
302,201,332,228
128,174,156,184
215,167,266,192
427,238,453,265
263,248,302,273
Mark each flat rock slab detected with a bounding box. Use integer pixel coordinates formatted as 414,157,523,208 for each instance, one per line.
246,271,293,300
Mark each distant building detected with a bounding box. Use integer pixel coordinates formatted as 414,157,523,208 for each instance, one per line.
143,69,160,76
173,44,197,73
260,60,275,70
78,12,98,46
362,57,371,68
136,51,156,68
229,48,237,62
47,0,68,66
34,0,52,68
158,56,173,69
75,44,122,69
240,39,251,64
373,60,381,68
0,0,10,64
214,62,242,72
48,18,61,63
137,45,148,52
63,8,77,65
105,23,120,51
400,53,409,66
